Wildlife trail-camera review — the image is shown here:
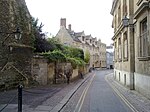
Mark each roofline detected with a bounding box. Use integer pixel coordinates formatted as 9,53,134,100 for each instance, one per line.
110,0,118,15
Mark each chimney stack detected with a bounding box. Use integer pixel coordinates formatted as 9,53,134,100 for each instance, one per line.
60,18,66,28
68,24,71,31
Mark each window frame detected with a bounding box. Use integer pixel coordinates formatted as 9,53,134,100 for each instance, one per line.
118,37,122,61
138,17,149,59
118,5,121,26
123,32,128,61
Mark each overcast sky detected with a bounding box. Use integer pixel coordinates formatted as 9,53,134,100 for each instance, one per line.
25,0,114,46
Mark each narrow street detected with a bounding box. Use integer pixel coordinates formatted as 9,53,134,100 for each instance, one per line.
1,70,150,112
61,70,133,112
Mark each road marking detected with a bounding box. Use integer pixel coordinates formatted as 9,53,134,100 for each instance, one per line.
105,74,139,112
74,74,95,112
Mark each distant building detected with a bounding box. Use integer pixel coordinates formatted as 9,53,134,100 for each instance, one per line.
106,51,114,69
55,18,106,68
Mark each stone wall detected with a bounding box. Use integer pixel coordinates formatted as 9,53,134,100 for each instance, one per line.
0,0,34,90
32,56,88,85
47,63,55,84
72,69,79,80
32,56,49,85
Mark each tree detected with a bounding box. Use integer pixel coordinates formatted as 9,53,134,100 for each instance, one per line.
62,46,84,60
32,17,52,52
47,37,64,51
84,50,90,64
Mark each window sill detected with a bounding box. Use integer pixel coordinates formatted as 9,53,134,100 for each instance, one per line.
138,57,149,61
113,60,117,62
118,59,122,62
123,58,128,62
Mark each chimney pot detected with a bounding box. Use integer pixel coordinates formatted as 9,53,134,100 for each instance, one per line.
60,18,66,28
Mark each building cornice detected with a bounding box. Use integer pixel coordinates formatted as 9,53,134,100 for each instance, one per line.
134,2,149,19
110,0,119,15
112,22,124,40
136,0,143,6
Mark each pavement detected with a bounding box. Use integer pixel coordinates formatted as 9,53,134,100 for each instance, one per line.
106,73,150,112
0,72,93,112
0,70,150,112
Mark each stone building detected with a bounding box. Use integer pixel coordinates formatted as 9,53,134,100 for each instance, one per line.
106,45,114,69
106,51,114,69
55,18,106,69
133,0,150,99
111,0,135,89
0,0,34,89
111,0,150,99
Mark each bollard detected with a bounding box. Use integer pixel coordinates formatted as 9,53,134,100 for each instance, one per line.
18,84,23,112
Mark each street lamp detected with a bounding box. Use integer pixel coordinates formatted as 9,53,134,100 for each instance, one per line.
14,27,22,40
122,15,130,27
122,15,135,32
0,27,22,45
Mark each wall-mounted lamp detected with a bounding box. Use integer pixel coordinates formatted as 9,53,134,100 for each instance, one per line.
122,15,135,32
14,27,22,40
0,27,22,45
122,15,130,27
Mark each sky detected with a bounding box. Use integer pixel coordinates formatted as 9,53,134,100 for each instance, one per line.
25,0,114,46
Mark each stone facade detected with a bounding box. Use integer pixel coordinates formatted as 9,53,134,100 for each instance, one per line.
32,56,89,85
111,0,135,89
55,18,106,68
0,0,34,90
106,51,114,69
133,0,150,99
111,0,150,99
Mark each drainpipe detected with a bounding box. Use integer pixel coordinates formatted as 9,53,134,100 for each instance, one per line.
129,21,135,90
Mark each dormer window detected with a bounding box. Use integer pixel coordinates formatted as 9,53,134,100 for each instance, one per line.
95,41,97,45
90,39,92,43
82,36,85,41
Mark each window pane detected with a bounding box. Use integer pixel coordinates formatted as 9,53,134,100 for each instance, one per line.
140,18,148,57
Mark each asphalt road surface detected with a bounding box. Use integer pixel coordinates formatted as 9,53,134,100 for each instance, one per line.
62,70,133,112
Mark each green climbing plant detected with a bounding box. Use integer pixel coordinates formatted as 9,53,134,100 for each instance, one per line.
84,49,90,64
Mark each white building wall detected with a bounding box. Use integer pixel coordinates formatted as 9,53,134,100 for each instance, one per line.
134,73,150,99
114,69,131,88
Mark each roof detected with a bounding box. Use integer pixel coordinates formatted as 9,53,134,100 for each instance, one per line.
66,29,82,42
73,37,81,42
85,35,92,40
74,31,84,37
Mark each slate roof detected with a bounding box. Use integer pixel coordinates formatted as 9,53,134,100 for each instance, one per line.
73,37,81,42
66,29,82,42
66,28,98,45
74,31,84,37
85,35,91,40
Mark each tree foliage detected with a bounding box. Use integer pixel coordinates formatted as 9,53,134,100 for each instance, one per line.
84,50,90,63
32,17,62,52
42,47,85,68
47,37,64,51
42,50,66,62
32,17,50,52
62,46,84,60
